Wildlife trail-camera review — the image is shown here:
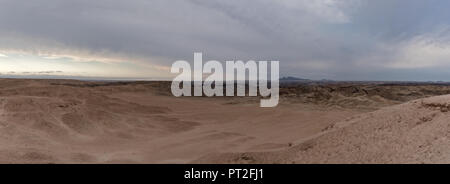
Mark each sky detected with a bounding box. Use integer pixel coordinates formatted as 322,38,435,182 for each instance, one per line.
1,0,450,81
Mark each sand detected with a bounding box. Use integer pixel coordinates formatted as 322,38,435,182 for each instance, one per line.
0,78,449,163
195,95,450,164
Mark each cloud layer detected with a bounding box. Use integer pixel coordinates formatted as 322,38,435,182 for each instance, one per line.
1,0,450,80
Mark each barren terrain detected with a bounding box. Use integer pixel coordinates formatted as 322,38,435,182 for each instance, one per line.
0,79,450,163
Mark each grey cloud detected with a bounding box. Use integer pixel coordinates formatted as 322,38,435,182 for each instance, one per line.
1,0,450,80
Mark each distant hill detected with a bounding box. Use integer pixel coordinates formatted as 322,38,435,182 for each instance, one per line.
279,76,310,81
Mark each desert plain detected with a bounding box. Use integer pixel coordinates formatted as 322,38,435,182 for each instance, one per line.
1,78,450,163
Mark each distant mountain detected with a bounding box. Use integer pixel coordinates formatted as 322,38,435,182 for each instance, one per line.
279,76,310,81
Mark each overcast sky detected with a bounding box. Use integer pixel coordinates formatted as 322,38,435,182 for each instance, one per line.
1,0,450,80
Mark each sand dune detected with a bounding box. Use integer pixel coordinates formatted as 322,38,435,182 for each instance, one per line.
0,79,358,163
0,78,449,163
195,94,450,164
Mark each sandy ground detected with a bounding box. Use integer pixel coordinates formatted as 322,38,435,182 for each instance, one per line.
196,95,450,164
0,78,450,163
